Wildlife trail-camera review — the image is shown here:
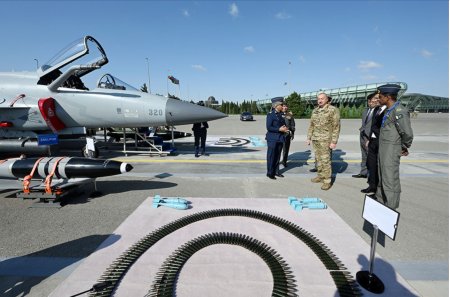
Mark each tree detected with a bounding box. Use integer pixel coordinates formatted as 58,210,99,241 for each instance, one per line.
285,92,306,118
250,101,258,114
304,105,313,118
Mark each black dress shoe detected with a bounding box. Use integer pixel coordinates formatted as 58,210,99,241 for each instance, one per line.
361,187,376,194
352,174,367,178
275,174,284,178
266,174,276,180
309,168,317,172
281,162,288,167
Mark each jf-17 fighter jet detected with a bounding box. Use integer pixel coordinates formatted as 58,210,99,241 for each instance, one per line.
0,35,226,157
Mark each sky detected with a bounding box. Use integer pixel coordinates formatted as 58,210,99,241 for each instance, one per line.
0,0,448,102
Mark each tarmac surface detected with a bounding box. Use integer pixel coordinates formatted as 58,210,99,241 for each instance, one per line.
0,113,448,297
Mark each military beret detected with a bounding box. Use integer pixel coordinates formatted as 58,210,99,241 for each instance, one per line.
272,101,283,108
271,97,284,103
377,84,401,95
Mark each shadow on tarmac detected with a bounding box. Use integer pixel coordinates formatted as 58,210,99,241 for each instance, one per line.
331,149,348,183
0,234,120,297
171,144,261,156
96,141,261,158
356,254,419,297
96,179,177,194
280,150,312,173
60,179,178,206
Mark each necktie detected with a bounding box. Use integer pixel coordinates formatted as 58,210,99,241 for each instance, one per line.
365,109,373,124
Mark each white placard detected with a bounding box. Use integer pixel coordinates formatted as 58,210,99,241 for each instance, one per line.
86,137,95,151
362,196,400,240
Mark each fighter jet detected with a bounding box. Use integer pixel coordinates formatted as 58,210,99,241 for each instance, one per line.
0,36,226,156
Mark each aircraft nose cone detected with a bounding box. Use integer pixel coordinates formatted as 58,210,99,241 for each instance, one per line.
165,99,227,125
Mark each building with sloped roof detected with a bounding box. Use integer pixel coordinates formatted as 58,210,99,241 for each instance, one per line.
255,82,448,113
400,93,448,113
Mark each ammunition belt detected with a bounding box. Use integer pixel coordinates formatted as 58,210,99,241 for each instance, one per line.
89,208,361,297
147,232,296,297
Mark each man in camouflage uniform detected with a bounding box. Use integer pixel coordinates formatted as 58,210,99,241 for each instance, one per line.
306,92,340,190
374,84,413,209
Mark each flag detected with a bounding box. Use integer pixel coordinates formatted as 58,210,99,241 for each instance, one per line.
168,75,179,85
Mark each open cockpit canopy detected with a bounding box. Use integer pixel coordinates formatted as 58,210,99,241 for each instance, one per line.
37,36,108,87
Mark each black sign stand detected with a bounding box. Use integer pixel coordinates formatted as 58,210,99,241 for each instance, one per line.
356,225,385,293
356,196,400,294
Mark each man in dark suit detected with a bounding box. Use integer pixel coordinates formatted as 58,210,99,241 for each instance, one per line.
361,93,385,193
192,121,209,157
352,94,376,178
266,99,288,179
281,102,296,167
192,102,209,157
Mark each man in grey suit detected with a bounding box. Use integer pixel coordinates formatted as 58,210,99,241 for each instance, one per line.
353,93,377,178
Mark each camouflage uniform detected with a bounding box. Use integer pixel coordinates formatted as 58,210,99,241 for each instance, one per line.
307,104,340,184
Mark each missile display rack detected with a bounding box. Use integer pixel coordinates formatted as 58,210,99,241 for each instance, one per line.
17,183,76,200
16,178,94,206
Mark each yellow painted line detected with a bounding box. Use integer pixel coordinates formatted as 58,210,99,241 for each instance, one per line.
400,159,449,163
113,159,266,163
113,158,448,164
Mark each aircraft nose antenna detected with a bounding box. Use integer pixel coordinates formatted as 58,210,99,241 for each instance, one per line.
165,99,227,126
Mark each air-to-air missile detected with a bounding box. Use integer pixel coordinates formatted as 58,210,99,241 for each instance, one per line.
0,157,132,179
0,35,226,156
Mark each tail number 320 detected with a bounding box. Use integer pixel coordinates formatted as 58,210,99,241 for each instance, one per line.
149,109,163,116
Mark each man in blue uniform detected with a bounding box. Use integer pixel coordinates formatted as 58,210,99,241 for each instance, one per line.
374,84,413,209
266,99,288,179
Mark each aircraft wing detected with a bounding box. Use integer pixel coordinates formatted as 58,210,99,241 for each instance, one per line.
0,106,44,129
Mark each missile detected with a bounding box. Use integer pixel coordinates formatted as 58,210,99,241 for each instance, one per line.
0,157,132,179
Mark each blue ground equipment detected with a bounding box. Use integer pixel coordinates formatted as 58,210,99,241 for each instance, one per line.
288,196,327,211
153,195,189,210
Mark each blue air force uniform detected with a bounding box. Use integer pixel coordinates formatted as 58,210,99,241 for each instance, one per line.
266,108,285,177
